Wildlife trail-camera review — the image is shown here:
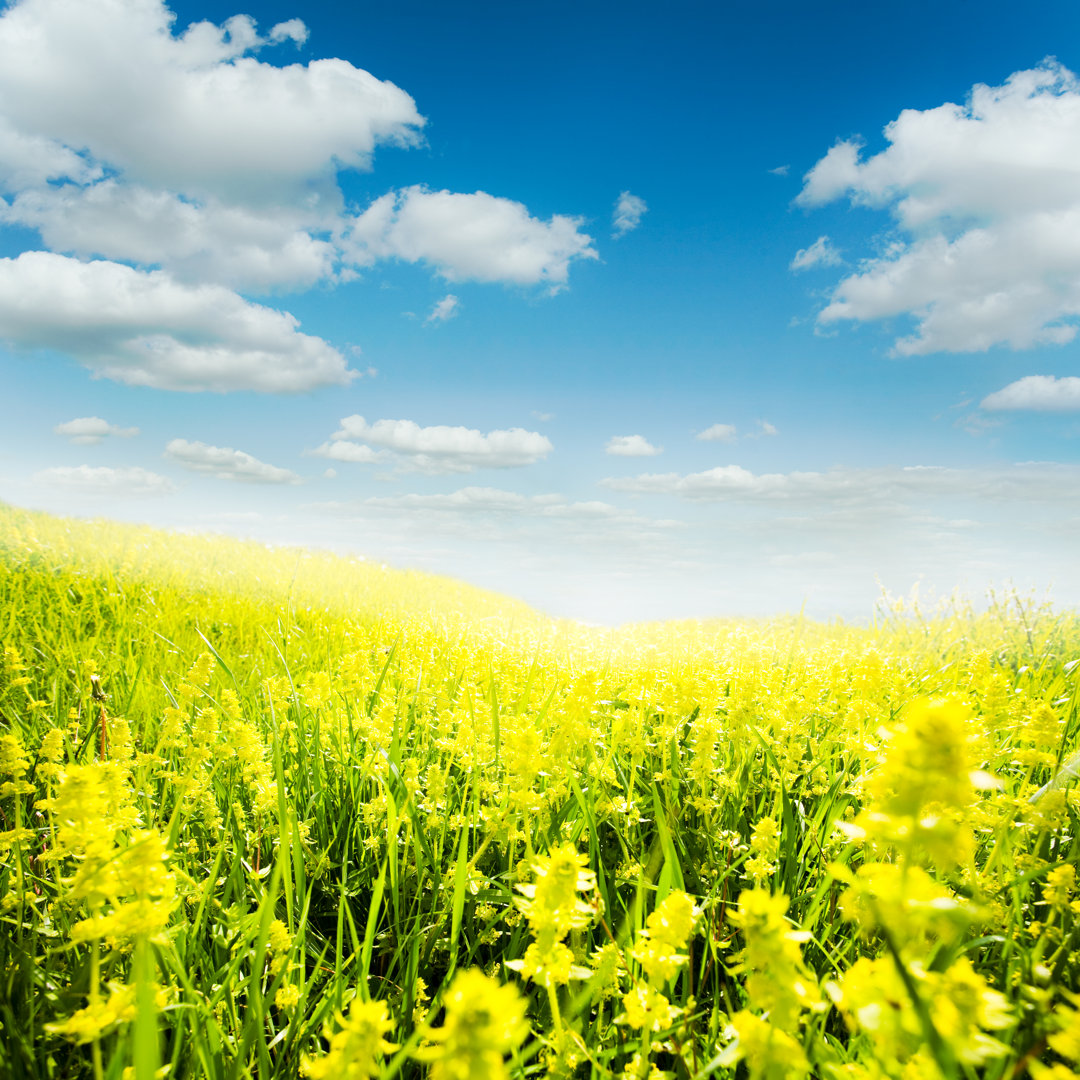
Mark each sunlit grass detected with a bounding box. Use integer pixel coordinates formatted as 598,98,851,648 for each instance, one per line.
0,503,1077,1080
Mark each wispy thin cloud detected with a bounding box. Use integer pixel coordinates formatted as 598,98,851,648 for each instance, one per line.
612,191,647,238
425,294,460,324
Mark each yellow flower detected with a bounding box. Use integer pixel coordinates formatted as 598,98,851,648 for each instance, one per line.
47,983,137,1045
516,842,596,937
268,918,293,976
619,984,679,1032
419,969,529,1080
510,843,596,986
304,998,397,1080
1045,865,1076,911
730,889,819,1034
644,891,699,950
0,734,29,781
718,1010,809,1080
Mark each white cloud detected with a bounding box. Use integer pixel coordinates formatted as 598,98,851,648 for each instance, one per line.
365,486,656,523
612,191,647,237
798,62,1080,355
605,434,663,457
0,113,100,191
696,423,737,443
426,294,459,324
308,441,387,464
326,415,553,473
31,464,175,496
345,186,597,289
268,18,307,45
0,252,354,392
981,374,1080,411
602,461,1080,505
54,416,139,444
768,165,790,177
0,0,424,205
164,438,300,484
2,182,337,291
790,235,842,271
756,420,778,437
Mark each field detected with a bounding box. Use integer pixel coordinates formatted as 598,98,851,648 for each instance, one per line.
0,503,1078,1080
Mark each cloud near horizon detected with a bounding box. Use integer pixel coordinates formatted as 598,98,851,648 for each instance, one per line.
165,438,301,483
54,416,139,444
31,464,176,496
602,461,1080,505
314,415,554,474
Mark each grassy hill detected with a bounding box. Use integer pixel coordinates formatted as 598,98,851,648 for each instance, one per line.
0,504,1078,1080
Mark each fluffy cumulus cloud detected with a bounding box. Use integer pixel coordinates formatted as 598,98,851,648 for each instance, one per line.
0,0,428,296
344,186,597,289
54,416,139,444
31,464,175,495
0,0,424,203
981,375,1080,411
603,461,1080,504
789,235,842,271
696,423,737,443
798,62,1080,355
164,438,300,483
605,434,663,457
317,415,553,473
0,252,354,391
612,191,647,237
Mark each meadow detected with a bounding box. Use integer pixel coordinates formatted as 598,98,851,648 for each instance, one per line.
0,502,1077,1080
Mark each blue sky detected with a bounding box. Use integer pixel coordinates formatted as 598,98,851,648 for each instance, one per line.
3,0,1080,622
